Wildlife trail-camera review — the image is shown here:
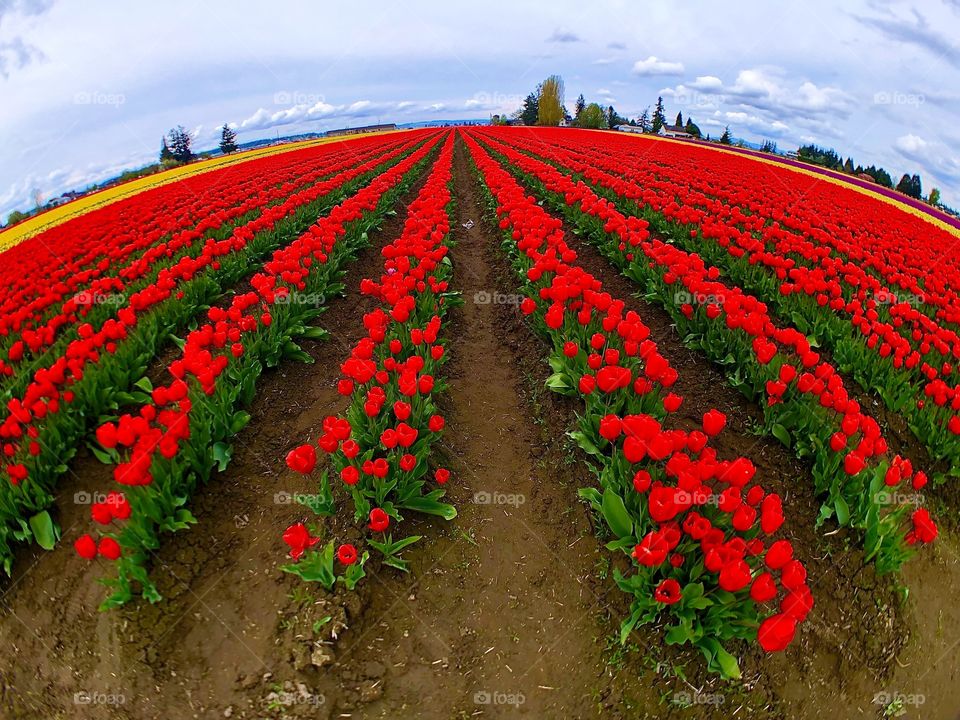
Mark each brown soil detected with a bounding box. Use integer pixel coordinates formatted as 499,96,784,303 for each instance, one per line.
0,134,957,720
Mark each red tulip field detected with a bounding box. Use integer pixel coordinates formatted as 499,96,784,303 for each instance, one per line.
1,126,958,719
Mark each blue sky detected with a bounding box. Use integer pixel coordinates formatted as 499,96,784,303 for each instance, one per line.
1,0,959,219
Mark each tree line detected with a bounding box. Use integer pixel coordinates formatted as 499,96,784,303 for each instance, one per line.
159,123,239,167
499,78,728,144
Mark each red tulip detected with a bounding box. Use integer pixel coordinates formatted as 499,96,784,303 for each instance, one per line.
369,508,390,532
74,534,98,559
653,578,682,605
337,543,358,565
758,613,797,652
286,444,317,474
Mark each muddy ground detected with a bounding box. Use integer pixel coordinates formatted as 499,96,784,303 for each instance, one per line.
0,136,957,720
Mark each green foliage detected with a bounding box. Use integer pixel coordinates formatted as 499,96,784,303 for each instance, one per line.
517,90,539,125
219,123,239,154
896,173,922,199
537,75,565,126
167,125,193,164
577,103,607,130
651,96,666,133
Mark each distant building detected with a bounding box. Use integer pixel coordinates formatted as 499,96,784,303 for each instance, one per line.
658,124,692,139
326,123,397,137
615,124,644,133
786,150,799,158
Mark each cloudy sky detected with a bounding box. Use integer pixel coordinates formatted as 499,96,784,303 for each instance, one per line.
1,0,959,218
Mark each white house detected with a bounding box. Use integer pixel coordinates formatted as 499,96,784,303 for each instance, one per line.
658,124,692,139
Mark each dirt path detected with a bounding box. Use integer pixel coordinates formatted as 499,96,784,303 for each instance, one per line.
326,137,658,719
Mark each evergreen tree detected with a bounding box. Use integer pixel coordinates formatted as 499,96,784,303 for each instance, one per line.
651,96,666,133
843,157,855,173
637,107,651,132
160,137,174,163
167,126,193,163
719,126,732,144
219,123,239,154
675,111,683,128
574,93,586,121
517,90,539,125
684,118,701,138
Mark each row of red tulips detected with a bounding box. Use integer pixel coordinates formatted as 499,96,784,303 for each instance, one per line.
0,135,408,371
0,136,411,388
281,133,458,589
463,129,809,678
503,129,960,464
473,129,936,574
0,131,435,574
75,134,443,606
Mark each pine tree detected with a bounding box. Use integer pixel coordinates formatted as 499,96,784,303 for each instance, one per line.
219,123,239,154
160,137,174,163
167,126,193,163
652,97,666,133
719,126,732,145
896,174,912,195
574,94,586,121
517,90,539,125
637,107,651,132
684,118,701,138
675,111,683,129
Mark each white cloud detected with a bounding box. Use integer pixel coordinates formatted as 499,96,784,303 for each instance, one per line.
690,75,722,89
631,55,685,76
895,134,960,184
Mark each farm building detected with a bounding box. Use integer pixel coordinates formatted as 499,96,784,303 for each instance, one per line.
325,123,397,137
